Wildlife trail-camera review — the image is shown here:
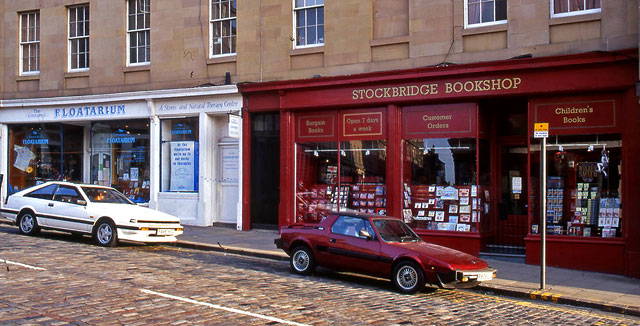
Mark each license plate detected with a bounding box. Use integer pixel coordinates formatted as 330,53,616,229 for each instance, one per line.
476,272,493,281
156,229,174,236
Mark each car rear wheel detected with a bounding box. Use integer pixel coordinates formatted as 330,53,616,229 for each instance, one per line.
18,212,40,236
392,261,425,294
93,220,117,247
290,246,316,275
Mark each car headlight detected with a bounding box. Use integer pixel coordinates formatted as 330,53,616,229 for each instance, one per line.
130,219,138,223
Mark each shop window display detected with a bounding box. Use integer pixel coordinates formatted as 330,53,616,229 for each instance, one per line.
91,120,150,202
295,140,387,222
161,118,199,192
340,140,387,215
402,138,488,232
296,142,339,222
8,124,83,194
530,134,622,238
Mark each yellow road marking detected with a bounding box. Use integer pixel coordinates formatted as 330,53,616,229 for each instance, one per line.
459,289,635,323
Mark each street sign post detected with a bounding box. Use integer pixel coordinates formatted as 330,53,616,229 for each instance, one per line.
534,122,548,290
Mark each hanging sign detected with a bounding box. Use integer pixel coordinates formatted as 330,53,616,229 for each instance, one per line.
228,114,241,138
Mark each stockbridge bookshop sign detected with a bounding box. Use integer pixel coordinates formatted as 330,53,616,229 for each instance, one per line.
350,77,523,102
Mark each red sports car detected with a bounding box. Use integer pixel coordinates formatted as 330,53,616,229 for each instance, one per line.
275,212,496,293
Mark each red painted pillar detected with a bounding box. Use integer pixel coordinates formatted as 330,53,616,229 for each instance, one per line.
386,104,402,218
623,88,640,277
241,107,251,231
278,110,294,229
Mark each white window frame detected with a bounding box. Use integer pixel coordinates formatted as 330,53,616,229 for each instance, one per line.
463,0,507,29
209,0,237,58
19,11,40,76
126,0,150,66
550,0,601,18
292,0,324,49
68,4,90,72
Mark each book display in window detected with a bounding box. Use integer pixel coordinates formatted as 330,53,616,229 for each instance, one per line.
403,183,487,232
296,183,387,222
543,157,622,237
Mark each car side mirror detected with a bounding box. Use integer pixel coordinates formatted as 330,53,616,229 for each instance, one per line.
359,229,373,240
76,199,87,206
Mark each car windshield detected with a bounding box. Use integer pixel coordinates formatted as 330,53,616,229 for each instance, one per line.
82,187,133,204
372,219,421,243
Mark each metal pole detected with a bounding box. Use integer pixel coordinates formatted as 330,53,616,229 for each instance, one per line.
540,136,546,290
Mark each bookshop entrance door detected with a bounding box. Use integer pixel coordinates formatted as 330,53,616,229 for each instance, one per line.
489,142,528,256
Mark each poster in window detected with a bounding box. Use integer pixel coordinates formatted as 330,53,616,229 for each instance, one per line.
130,167,139,182
221,147,240,183
170,141,196,191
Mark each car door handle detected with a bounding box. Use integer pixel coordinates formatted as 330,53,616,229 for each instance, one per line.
48,203,54,207
329,238,336,243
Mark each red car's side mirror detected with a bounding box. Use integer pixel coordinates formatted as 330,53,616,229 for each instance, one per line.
359,229,373,240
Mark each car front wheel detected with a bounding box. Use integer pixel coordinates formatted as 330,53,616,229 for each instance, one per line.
290,246,316,275
93,220,117,247
18,212,40,236
392,261,425,294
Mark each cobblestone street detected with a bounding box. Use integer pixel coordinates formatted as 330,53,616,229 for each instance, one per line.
1,225,639,325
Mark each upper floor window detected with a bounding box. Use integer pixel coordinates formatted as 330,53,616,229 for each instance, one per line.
551,0,601,18
127,0,150,65
68,5,90,71
294,0,324,48
210,0,237,57
19,11,40,75
465,0,507,28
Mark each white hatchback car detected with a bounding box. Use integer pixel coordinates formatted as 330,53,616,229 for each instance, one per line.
1,181,183,247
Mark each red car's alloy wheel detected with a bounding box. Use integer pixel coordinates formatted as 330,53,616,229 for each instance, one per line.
393,261,424,294
290,246,316,275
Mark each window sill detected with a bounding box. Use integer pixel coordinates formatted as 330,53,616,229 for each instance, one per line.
64,71,89,78
16,74,40,81
207,55,237,65
123,64,151,73
371,35,409,47
550,12,601,26
462,23,508,36
290,45,324,56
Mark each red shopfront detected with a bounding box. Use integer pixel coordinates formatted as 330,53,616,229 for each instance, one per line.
240,50,640,277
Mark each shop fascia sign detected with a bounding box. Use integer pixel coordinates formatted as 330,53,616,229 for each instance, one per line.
351,77,522,101
0,102,148,123
402,103,475,138
533,99,617,133
156,96,242,115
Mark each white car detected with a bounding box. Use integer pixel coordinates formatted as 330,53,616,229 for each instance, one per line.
1,181,183,247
